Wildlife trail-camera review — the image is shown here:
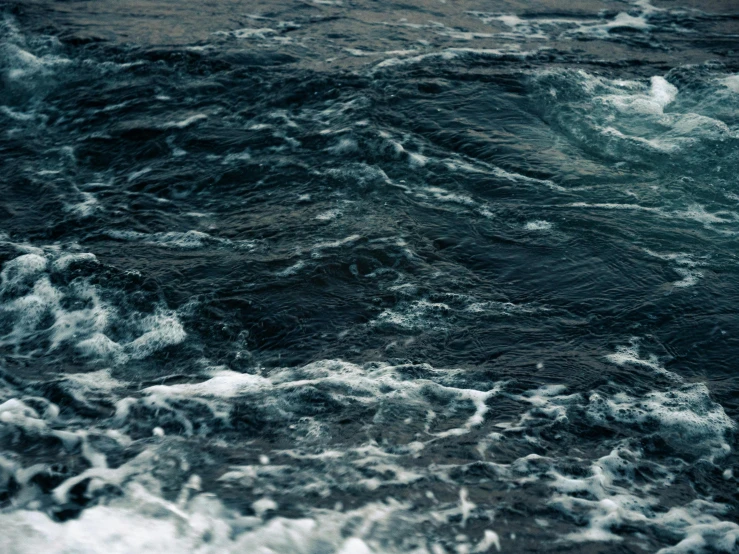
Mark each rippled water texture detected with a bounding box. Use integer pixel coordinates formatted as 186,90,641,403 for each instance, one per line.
1,0,739,552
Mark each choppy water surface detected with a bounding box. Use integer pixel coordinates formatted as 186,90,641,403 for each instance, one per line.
1,0,739,552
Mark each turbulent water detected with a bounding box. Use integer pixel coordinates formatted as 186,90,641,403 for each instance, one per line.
1,0,739,552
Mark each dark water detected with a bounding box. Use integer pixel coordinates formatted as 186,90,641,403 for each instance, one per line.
1,0,739,552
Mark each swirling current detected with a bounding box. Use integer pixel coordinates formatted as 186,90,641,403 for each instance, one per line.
1,0,739,552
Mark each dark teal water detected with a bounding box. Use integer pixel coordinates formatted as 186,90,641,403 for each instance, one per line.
1,1,739,552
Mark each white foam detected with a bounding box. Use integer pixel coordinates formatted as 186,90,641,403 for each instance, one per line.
656,505,739,554
465,300,542,315
721,75,739,93
4,43,71,81
124,310,187,360
523,220,552,231
48,282,111,350
275,260,306,277
315,209,341,221
643,249,706,288
602,76,676,116
1,253,48,287
106,230,256,250
0,398,50,434
549,449,739,549
214,27,278,40
373,300,450,332
162,114,207,129
649,76,678,107
410,184,495,218
65,192,102,217
323,163,391,189
674,204,737,228
0,482,440,554
0,106,41,122
127,167,152,182
51,253,98,272
418,186,476,207
252,498,278,518
533,67,739,169
0,397,79,450
473,530,500,552
328,137,358,154
312,234,361,255
567,202,663,213
130,359,502,448
373,47,535,70
605,341,670,375
565,201,739,235
0,249,187,363
471,3,654,43
220,151,251,164
569,12,652,39
145,370,270,399
3,351,738,552
587,384,735,459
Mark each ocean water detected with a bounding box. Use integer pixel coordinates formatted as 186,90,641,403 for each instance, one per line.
1,0,738,552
